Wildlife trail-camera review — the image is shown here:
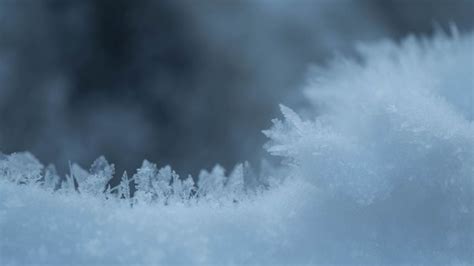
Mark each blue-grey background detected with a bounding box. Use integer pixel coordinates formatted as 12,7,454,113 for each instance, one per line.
0,0,472,175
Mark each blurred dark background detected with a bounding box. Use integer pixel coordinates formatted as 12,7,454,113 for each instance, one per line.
0,0,472,176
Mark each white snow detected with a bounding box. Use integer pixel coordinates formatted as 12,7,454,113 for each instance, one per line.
1,30,473,265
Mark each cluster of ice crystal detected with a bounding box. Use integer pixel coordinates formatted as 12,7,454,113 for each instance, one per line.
0,152,260,207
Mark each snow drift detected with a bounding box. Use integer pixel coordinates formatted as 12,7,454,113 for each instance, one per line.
1,30,473,265
264,28,474,264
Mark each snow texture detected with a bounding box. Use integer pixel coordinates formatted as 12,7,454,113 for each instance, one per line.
1,30,473,265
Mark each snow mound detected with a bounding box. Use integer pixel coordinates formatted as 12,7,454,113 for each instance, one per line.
264,29,473,263
1,30,473,265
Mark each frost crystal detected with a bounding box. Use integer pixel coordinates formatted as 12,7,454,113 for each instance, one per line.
265,30,474,207
197,165,226,200
133,160,158,203
118,171,131,201
42,164,60,191
0,152,43,185
79,156,114,196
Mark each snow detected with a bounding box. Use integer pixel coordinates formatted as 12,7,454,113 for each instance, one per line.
1,30,473,265
0,175,310,265
264,29,474,263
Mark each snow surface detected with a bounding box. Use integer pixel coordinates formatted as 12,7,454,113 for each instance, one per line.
1,30,473,265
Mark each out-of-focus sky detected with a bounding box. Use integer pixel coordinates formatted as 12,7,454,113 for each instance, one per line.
0,0,472,175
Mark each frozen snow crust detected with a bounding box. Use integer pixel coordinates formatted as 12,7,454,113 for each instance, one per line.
1,30,473,265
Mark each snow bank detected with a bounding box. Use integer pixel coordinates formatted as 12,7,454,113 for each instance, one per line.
264,29,474,264
1,30,473,265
